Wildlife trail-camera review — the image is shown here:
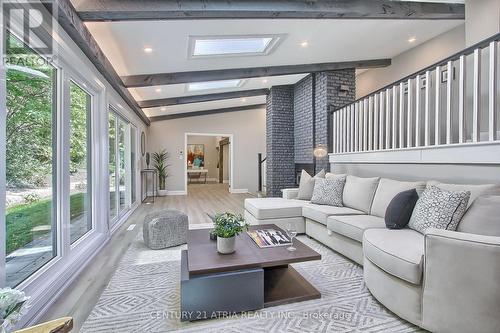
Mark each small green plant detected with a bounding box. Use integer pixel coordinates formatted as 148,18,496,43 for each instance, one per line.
23,193,40,204
213,213,249,238
153,150,170,190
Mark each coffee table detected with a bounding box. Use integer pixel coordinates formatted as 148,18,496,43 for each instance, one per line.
180,224,321,321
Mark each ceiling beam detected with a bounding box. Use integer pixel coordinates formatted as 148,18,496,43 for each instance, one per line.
149,104,266,122
75,0,465,21
138,89,269,109
46,0,150,125
123,58,391,87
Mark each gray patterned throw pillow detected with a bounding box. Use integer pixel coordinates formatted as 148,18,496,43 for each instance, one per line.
408,185,471,234
310,176,346,207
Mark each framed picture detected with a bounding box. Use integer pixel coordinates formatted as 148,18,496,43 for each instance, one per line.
187,144,205,168
441,69,448,83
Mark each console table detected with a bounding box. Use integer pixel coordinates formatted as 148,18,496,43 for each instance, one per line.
187,168,208,184
141,169,157,203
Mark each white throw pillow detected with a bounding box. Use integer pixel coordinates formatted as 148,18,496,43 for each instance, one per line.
310,176,346,207
408,186,471,234
297,169,325,200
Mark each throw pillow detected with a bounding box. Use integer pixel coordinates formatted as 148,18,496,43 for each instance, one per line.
385,189,419,229
297,169,326,200
310,176,346,206
408,186,471,234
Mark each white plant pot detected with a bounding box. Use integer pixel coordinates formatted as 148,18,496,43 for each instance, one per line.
217,236,236,254
157,189,168,197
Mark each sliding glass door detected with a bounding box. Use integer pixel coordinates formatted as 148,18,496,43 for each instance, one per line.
108,109,137,226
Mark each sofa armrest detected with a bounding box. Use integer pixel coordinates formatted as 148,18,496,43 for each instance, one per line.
422,228,500,333
281,188,299,199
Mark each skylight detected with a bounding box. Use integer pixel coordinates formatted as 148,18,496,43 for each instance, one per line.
189,35,282,57
187,79,243,92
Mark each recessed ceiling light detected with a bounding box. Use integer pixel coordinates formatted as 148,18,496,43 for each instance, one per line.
408,37,417,43
187,79,243,92
300,41,309,48
189,35,282,57
160,107,166,111
155,88,162,93
144,47,153,53
242,98,247,102
262,79,268,84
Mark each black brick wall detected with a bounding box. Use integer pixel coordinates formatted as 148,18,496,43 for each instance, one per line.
265,70,355,196
266,85,295,197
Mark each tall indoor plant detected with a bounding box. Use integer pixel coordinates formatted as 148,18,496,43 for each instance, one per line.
213,213,249,254
153,150,170,192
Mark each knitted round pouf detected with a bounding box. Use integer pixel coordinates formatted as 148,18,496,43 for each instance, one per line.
143,209,188,249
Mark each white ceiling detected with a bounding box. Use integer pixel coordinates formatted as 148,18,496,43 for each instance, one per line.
144,96,266,118
85,19,464,117
130,74,307,101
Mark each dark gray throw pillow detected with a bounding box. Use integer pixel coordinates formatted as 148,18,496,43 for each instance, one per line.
385,189,419,229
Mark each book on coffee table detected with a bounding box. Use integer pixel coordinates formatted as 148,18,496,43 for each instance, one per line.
247,229,292,248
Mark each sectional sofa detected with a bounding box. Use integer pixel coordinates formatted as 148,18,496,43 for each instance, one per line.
244,174,500,333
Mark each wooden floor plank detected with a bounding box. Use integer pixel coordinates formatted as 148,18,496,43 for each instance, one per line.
38,184,252,332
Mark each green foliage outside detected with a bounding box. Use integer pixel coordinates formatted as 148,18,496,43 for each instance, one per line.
5,34,90,254
6,193,85,254
213,213,249,238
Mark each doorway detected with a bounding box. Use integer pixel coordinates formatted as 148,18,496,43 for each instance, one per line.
184,133,233,193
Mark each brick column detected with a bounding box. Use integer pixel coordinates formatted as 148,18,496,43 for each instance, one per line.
266,85,295,197
314,69,356,172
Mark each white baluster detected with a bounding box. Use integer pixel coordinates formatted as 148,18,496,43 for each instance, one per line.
354,102,359,152
424,70,431,146
386,88,391,149
392,86,398,148
415,75,421,147
473,49,481,142
399,82,405,148
435,66,441,145
374,94,379,150
363,99,368,151
407,79,413,148
489,41,497,141
369,96,373,150
459,55,466,143
379,91,385,150
446,61,453,144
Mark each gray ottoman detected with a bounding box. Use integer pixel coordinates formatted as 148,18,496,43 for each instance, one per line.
143,209,188,249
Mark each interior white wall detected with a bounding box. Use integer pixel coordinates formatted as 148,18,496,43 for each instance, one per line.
356,24,466,98
0,3,148,327
147,108,266,194
187,135,219,180
465,0,500,46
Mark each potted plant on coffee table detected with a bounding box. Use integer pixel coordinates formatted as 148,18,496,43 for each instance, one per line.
213,213,249,254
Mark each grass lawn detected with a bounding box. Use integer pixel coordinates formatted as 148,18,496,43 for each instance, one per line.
6,192,85,254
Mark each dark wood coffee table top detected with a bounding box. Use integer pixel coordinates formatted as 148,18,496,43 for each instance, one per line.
187,224,321,276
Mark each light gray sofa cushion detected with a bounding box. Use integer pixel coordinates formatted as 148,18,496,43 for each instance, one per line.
244,198,307,219
363,228,424,285
427,181,499,208
457,196,500,237
343,175,380,214
310,176,346,206
325,172,347,179
327,215,386,242
297,169,325,200
302,204,364,225
408,186,470,234
370,178,426,218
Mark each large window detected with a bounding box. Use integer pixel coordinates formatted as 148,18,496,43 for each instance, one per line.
69,82,92,244
109,112,117,221
5,34,57,287
109,109,136,225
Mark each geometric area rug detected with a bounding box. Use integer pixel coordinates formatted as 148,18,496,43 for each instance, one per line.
80,231,423,333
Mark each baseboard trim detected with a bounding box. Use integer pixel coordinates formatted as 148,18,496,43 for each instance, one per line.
165,190,187,196
230,188,249,194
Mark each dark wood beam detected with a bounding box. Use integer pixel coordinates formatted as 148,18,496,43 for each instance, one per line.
138,89,269,109
45,0,150,125
123,59,391,87
75,0,465,21
150,104,266,122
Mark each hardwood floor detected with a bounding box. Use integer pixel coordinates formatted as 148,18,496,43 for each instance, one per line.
39,183,252,332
